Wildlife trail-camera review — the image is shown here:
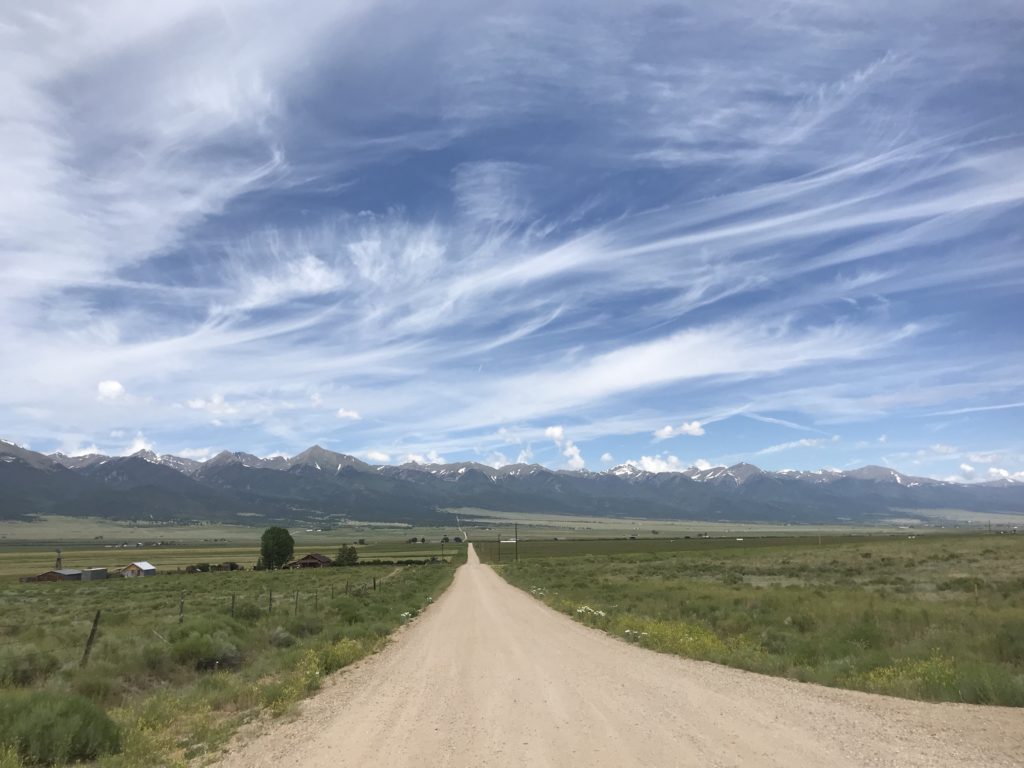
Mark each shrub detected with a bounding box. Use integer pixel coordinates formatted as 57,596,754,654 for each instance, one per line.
286,616,323,638
141,642,173,676
0,690,121,765
234,602,262,622
268,627,295,648
937,576,986,592
0,649,59,687
994,620,1024,664
70,663,121,704
171,630,242,671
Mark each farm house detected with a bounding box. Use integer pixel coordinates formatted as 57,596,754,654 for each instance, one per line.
285,553,332,569
120,561,156,577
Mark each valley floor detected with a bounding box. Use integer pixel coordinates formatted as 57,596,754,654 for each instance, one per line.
216,544,1024,768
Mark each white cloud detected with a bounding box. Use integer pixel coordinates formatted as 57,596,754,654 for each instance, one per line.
878,434,888,444
484,451,509,468
186,393,237,415
496,427,521,444
543,426,565,442
600,452,614,463
177,447,213,460
404,450,446,465
515,446,534,464
931,402,1024,416
365,450,391,463
694,458,712,471
97,380,125,400
3,3,1022,470
627,454,685,473
452,161,532,224
69,444,101,457
336,407,361,420
959,463,975,478
124,432,153,455
757,437,828,455
653,420,705,440
545,425,585,470
968,452,1001,464
230,254,346,311
988,467,1024,481
930,443,957,455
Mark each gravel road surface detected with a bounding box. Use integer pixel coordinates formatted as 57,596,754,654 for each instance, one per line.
217,544,1024,767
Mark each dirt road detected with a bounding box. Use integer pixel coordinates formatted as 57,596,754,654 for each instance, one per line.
218,545,1023,767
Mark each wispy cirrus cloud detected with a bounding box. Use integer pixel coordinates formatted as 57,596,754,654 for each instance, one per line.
0,1,1021,478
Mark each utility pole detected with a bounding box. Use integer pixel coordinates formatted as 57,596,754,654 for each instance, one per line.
515,523,519,561
497,534,501,563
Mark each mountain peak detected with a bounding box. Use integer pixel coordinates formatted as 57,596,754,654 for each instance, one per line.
289,445,368,472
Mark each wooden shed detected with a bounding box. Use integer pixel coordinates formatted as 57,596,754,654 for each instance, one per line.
285,553,332,569
35,568,82,582
81,567,108,581
120,561,156,578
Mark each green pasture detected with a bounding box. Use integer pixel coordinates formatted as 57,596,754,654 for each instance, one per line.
454,506,943,537
0,545,466,767
0,516,467,580
494,532,1024,706
471,531,937,563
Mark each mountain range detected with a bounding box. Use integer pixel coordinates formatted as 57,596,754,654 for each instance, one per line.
1,439,1022,527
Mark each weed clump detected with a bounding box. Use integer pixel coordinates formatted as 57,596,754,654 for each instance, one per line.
0,649,59,687
0,690,121,765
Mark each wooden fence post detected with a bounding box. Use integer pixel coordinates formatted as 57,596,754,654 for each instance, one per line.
231,593,236,618
179,591,184,624
80,610,101,668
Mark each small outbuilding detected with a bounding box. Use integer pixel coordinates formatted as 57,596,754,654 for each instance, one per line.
284,553,332,569
35,568,82,582
120,561,156,578
80,567,108,581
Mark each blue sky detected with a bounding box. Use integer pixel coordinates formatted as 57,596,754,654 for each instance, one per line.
2,1,1023,481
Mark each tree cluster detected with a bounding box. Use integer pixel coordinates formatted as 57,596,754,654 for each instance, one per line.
334,545,359,566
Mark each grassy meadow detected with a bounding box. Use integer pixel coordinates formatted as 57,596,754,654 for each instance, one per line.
490,532,1024,706
0,516,466,580
0,539,466,767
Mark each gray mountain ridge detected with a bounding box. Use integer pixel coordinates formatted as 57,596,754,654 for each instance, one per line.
0,439,1020,526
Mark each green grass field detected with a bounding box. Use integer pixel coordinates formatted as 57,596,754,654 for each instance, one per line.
472,532,926,563
490,533,1024,706
0,542,466,767
0,516,466,580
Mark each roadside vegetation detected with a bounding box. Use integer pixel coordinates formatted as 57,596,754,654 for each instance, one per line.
491,533,1024,706
0,543,465,767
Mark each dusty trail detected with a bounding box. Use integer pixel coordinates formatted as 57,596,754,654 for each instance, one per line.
217,544,1023,767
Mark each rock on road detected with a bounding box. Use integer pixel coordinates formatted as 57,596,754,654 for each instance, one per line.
217,544,1024,767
